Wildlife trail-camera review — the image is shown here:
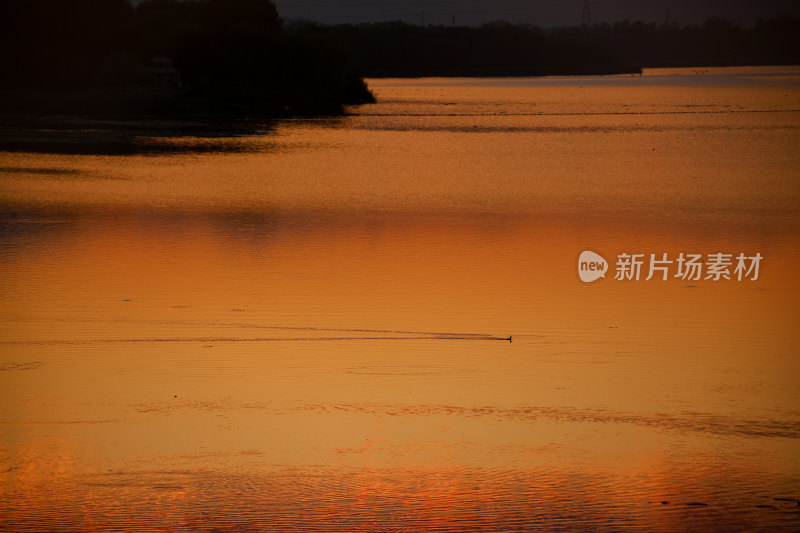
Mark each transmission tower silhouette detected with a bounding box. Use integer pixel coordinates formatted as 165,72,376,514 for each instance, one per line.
582,0,592,27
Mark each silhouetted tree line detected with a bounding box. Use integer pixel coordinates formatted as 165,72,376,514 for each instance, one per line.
295,21,631,77
289,16,800,77
1,0,797,116
553,16,800,69
0,0,375,114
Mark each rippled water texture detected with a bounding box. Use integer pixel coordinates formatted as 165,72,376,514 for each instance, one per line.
1,67,800,531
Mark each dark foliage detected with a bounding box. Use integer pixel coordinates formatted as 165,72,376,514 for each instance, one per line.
572,16,800,68
0,0,375,115
0,0,797,115
308,21,633,77
293,16,799,78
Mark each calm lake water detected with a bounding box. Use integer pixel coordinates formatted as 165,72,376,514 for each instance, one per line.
1,66,800,531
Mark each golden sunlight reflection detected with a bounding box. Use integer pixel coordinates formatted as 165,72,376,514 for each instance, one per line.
2,67,800,531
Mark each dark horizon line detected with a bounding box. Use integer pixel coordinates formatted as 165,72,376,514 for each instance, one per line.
282,14,798,31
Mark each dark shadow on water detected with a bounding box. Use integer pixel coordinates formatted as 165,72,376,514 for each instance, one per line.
0,115,342,155
0,166,81,175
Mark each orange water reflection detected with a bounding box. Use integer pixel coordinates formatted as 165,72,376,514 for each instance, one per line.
1,210,799,530
2,68,800,530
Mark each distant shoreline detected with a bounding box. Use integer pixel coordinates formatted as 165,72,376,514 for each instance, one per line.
3,0,795,117
302,18,798,81
2,63,798,119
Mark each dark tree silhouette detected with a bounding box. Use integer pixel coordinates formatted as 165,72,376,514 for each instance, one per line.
0,0,374,115
0,0,797,114
286,16,800,78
